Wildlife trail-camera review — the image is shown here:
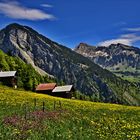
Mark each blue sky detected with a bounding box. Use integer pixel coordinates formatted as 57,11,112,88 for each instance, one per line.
0,0,140,48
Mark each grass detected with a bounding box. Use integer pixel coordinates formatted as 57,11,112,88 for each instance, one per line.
110,68,140,83
116,74,140,83
0,85,140,140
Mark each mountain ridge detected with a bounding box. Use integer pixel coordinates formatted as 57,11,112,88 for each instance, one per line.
75,42,140,82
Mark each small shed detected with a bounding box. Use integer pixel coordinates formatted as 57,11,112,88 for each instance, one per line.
52,85,74,98
36,83,56,94
0,71,17,87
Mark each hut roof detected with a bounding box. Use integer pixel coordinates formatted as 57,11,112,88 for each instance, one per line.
36,83,56,91
0,71,16,77
52,85,73,92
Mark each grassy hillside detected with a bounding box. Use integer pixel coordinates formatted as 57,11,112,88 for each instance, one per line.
0,50,55,90
0,85,140,140
113,70,140,83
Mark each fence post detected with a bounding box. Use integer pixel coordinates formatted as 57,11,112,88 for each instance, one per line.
24,103,27,120
27,102,30,119
34,98,36,110
54,101,56,110
42,101,45,112
59,101,62,109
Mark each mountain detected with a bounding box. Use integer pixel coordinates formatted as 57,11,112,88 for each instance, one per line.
0,23,140,105
75,43,140,82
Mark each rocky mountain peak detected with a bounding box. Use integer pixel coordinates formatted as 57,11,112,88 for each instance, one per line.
75,42,140,83
107,43,133,50
75,43,96,55
0,23,52,76
77,42,90,48
4,23,28,33
76,42,96,49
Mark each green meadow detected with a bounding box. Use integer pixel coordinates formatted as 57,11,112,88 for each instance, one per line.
0,85,140,140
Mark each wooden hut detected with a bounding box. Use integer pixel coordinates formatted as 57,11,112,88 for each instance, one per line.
0,71,17,87
52,85,74,98
36,83,56,94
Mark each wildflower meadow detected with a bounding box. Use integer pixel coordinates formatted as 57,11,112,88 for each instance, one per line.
0,85,140,140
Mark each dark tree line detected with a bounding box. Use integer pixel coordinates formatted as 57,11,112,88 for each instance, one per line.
0,50,55,90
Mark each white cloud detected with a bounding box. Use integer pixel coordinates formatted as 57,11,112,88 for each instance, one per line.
0,1,55,20
98,39,132,46
41,4,53,8
120,34,136,39
98,34,140,46
124,27,140,32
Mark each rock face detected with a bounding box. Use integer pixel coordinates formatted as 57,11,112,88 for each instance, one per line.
75,43,140,80
0,23,140,105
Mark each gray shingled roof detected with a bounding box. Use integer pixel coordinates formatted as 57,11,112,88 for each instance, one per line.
52,85,73,92
0,71,17,77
